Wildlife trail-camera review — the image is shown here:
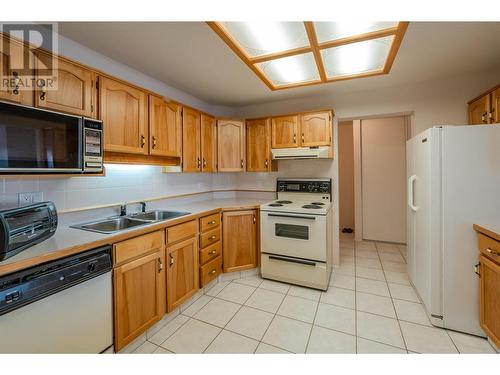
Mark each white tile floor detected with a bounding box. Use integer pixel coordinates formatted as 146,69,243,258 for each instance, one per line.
126,235,498,354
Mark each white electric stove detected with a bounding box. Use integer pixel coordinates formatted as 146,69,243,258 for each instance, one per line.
260,178,333,290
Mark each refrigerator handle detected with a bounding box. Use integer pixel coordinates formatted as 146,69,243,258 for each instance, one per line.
408,175,418,212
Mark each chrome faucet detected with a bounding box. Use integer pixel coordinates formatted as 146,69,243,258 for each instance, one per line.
120,203,127,216
140,202,146,213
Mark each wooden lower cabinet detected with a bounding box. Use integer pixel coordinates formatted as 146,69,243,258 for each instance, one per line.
113,235,166,351
222,210,258,273
200,255,222,286
166,236,199,311
198,212,222,287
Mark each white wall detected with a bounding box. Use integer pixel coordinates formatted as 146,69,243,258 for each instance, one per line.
233,67,500,136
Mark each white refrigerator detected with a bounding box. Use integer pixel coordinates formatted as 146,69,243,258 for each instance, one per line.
406,125,500,336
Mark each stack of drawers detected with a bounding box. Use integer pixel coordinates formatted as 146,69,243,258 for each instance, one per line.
199,212,222,286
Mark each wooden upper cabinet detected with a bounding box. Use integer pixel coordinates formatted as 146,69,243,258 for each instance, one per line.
35,53,96,118
166,236,199,312
468,95,490,125
100,76,148,154
182,107,201,172
201,114,217,172
0,35,33,106
271,115,299,148
217,119,245,172
246,118,275,172
492,88,499,124
300,111,332,147
113,248,165,351
149,95,181,157
222,210,258,273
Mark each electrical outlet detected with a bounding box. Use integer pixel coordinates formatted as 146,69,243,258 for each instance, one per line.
18,192,43,205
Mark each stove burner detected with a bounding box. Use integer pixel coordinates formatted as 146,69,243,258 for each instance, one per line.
269,203,283,207
302,204,322,209
311,202,325,205
276,200,292,204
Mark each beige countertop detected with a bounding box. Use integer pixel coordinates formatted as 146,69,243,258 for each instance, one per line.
473,223,500,242
0,197,269,277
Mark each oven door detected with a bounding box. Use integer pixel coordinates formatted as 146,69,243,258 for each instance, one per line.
260,211,327,262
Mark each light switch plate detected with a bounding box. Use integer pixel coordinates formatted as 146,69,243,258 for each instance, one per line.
18,191,44,205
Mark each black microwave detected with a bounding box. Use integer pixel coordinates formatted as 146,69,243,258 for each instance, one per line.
0,101,103,173
0,201,58,261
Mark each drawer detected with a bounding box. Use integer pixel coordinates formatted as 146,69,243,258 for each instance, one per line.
200,255,222,287
200,213,221,233
200,241,221,265
113,230,164,265
167,220,198,244
200,227,221,249
478,233,500,263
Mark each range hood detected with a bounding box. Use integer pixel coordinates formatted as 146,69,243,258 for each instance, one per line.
271,146,330,160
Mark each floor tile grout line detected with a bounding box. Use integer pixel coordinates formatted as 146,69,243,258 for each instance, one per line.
376,241,409,353
304,293,321,353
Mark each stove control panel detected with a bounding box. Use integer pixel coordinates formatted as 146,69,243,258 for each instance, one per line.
277,179,331,194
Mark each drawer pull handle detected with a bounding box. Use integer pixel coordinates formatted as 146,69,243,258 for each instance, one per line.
486,248,500,256
208,220,216,225
209,269,217,275
209,235,217,240
208,250,217,255
158,257,163,273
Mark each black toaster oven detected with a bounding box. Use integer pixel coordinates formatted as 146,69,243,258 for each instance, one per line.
0,201,58,261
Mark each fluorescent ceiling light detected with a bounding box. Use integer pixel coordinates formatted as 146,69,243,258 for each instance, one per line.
320,36,394,78
314,22,398,43
256,53,319,86
221,22,309,57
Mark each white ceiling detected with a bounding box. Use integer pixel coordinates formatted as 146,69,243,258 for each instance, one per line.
58,22,500,107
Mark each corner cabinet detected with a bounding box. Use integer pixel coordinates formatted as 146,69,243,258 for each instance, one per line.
149,95,182,157
222,210,258,272
246,118,276,172
113,231,166,352
35,53,97,118
100,76,148,154
217,119,245,172
182,107,201,172
468,84,499,125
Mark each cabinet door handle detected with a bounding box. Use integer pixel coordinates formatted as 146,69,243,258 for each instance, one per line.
169,253,174,266
151,136,157,149
158,257,163,273
197,157,201,169
253,215,256,224
39,79,47,100
265,159,268,167
489,108,495,120
481,112,488,123
474,262,481,277
486,248,500,256
140,134,146,148
240,159,244,168
12,72,20,95
209,269,217,275
301,133,305,143
293,133,297,143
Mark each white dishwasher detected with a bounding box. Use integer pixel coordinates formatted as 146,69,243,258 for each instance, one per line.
0,245,113,353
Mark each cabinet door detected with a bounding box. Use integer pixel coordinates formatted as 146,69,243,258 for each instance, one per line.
271,115,299,148
0,36,33,105
114,249,165,351
166,236,199,312
35,53,96,118
100,76,148,154
479,254,500,347
491,88,499,124
222,210,258,272
217,119,245,172
149,95,182,157
246,118,273,172
201,114,217,172
468,95,490,125
182,107,201,172
300,111,332,147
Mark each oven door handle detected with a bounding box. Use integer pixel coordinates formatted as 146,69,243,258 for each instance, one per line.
268,255,317,267
267,213,316,220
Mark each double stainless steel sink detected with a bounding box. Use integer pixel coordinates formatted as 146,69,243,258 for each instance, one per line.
71,210,190,234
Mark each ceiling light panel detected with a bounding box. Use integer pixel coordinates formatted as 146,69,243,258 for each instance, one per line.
220,22,310,58
320,36,394,78
314,22,398,43
256,52,320,86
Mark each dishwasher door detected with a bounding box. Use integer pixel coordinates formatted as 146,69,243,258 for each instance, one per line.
0,271,113,353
